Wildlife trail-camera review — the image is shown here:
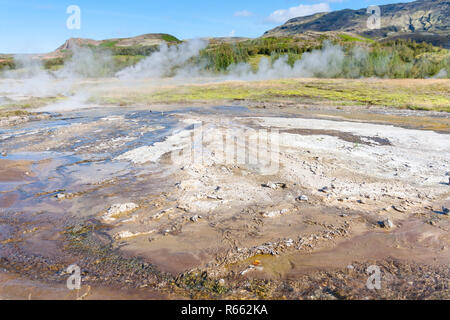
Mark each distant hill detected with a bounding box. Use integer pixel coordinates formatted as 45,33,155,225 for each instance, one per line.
39,33,180,60
263,0,450,48
57,33,179,51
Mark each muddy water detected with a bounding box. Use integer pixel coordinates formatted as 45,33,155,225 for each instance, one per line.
0,107,175,298
0,105,274,299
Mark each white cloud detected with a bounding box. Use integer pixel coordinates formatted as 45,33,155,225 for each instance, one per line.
266,3,330,24
234,10,254,17
229,30,236,37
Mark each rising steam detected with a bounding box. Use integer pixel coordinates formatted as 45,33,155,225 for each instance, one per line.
1,38,448,110
116,39,208,79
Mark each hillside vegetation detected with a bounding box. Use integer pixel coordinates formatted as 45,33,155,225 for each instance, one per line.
200,36,449,78
1,32,449,79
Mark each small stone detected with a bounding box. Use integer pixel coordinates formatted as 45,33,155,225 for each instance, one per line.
218,279,225,286
379,219,394,229
297,195,309,202
442,207,449,215
190,215,200,222
319,186,329,193
103,202,138,222
392,205,406,213
108,203,138,215
56,193,66,199
347,265,354,270
262,211,280,218
285,239,294,247
262,182,286,189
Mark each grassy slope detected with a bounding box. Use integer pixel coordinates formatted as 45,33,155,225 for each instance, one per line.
91,78,450,112
0,96,66,117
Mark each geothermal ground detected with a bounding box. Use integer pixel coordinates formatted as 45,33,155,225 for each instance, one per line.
0,79,449,300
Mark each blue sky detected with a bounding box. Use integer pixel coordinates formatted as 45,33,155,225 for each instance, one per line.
0,0,414,53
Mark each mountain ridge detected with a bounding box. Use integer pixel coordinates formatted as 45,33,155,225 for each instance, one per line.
263,0,450,48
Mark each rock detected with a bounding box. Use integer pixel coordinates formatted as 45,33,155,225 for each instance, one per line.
240,265,264,275
268,183,277,189
442,207,449,215
152,208,173,220
218,279,225,286
297,195,309,202
319,186,329,193
207,195,223,200
262,209,289,218
262,182,287,189
379,219,394,229
56,193,66,199
114,230,155,240
103,203,139,222
108,203,138,215
392,205,406,213
190,215,200,222
262,211,281,218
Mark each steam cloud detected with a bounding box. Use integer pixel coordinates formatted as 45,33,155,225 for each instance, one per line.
116,40,364,80
1,38,448,111
0,44,113,101
226,41,347,80
116,39,208,79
